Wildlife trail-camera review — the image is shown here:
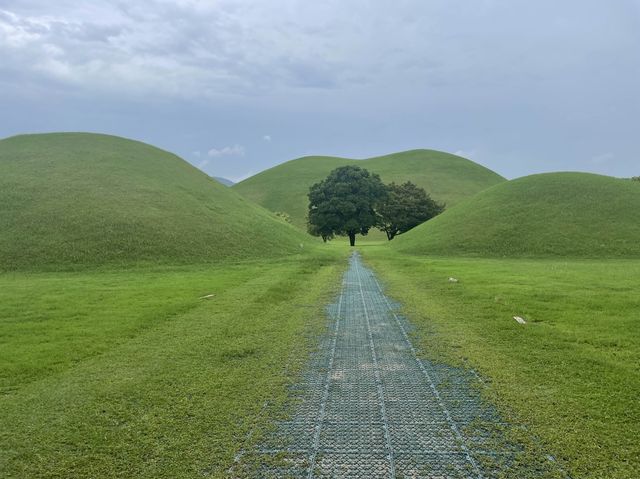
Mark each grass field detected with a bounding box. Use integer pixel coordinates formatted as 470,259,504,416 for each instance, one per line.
233,149,505,231
394,172,640,258
2,131,638,478
362,246,640,479
0,133,311,271
0,251,346,478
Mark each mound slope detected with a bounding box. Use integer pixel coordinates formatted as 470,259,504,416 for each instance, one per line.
233,149,505,230
393,172,640,258
0,133,309,270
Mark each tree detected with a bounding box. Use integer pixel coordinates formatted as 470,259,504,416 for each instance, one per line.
307,166,386,246
377,181,444,240
632,176,640,182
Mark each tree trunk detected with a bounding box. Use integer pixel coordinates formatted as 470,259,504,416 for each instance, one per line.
348,231,356,246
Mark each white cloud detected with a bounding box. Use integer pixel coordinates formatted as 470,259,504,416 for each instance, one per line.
2,0,637,116
263,134,271,141
192,150,201,157
0,1,508,99
207,144,245,157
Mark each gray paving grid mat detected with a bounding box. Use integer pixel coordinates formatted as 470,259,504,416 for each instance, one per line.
237,253,531,478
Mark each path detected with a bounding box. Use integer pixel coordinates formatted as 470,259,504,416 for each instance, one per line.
239,253,519,478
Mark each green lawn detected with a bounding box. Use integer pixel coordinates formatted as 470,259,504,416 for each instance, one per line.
362,246,640,479
0,252,345,478
3,240,638,478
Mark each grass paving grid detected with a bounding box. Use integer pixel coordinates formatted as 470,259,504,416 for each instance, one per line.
237,253,557,478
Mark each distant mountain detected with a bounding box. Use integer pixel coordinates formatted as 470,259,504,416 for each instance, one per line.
213,176,235,187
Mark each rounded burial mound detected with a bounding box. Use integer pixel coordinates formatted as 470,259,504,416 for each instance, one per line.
233,149,505,230
393,172,640,258
0,133,310,270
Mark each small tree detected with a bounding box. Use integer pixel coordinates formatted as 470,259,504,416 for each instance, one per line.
307,166,386,246
377,181,444,240
632,176,640,182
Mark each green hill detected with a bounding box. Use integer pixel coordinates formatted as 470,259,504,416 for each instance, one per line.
393,172,640,258
233,149,506,230
0,133,311,271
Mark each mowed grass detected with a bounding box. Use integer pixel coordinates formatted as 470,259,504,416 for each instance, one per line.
0,252,346,478
234,149,505,231
394,172,640,258
0,133,311,271
362,246,640,479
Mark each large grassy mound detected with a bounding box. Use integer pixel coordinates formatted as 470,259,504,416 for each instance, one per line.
0,133,310,270
393,172,640,258
233,149,505,230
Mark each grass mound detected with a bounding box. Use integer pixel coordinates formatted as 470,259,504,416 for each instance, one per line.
233,149,505,230
393,172,640,258
0,133,310,270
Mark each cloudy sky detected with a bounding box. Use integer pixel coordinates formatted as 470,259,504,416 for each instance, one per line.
1,0,639,181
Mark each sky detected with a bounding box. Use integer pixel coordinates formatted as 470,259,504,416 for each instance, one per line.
1,0,639,182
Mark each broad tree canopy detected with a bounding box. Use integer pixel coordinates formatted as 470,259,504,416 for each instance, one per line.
377,181,444,240
307,166,386,246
